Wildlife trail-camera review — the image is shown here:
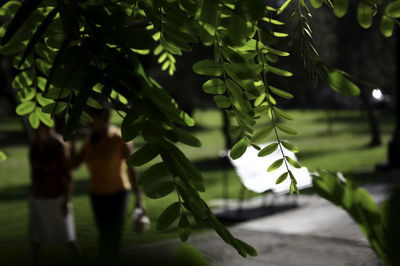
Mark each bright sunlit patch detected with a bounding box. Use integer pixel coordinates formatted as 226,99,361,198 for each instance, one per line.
228,142,312,194
372,88,383,100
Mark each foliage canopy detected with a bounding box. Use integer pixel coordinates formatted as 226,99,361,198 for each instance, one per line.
0,0,397,257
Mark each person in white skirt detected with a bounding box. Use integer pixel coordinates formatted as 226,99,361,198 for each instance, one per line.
28,123,80,265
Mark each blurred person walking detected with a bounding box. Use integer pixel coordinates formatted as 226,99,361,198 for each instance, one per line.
72,107,147,265
28,123,80,265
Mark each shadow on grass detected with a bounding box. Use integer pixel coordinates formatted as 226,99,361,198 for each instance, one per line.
194,157,232,172
312,110,395,125
0,178,90,201
214,203,299,226
0,157,235,202
0,130,29,148
296,143,378,161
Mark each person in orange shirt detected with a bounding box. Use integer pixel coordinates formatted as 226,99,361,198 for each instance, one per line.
72,107,146,264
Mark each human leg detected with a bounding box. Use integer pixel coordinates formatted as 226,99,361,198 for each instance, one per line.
66,240,81,256
90,191,128,264
31,242,41,266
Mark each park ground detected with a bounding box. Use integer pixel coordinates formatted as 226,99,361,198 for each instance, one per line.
0,108,395,265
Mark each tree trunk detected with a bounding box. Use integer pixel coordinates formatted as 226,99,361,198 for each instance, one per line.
221,110,233,151
359,88,382,147
388,29,400,168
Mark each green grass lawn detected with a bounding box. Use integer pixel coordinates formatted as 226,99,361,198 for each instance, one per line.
0,108,395,265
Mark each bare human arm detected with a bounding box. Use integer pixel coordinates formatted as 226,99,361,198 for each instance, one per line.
69,137,84,170
57,138,73,217
124,142,146,213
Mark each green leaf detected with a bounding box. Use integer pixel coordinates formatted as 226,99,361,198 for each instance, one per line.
86,97,102,109
1,0,42,45
63,67,96,141
228,13,253,46
138,162,169,186
18,5,58,68
254,104,268,116
289,183,294,194
323,67,360,96
235,238,258,257
35,58,51,76
268,158,284,172
207,213,247,257
264,45,289,56
277,0,293,14
276,124,298,135
266,53,279,63
213,95,231,108
177,186,207,219
380,15,394,38
0,42,25,56
271,32,288,38
144,181,175,199
289,170,297,184
0,150,7,161
224,62,259,81
28,112,39,129
269,86,293,99
171,126,202,147
16,87,35,102
12,71,33,89
51,46,91,91
16,101,35,115
161,36,182,55
36,93,53,107
35,107,54,127
236,0,266,21
156,202,180,231
165,142,203,182
286,156,301,168
264,64,293,77
127,142,159,167
258,142,278,157
226,79,253,115
386,1,400,18
80,111,93,123
294,183,300,195
202,78,226,94
240,79,260,99
310,0,323,8
92,83,103,93
333,0,348,18
162,28,192,52
0,1,21,16
262,17,285,26
197,0,219,36
357,2,373,29
251,124,273,143
276,172,289,184
121,113,144,142
230,138,248,160
178,214,191,241
193,59,222,76
42,102,68,114
273,106,293,120
281,141,299,153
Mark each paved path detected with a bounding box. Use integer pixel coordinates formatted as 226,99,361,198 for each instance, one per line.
122,175,398,266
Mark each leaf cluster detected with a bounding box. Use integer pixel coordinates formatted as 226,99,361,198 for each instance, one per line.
0,0,395,258
312,170,400,265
